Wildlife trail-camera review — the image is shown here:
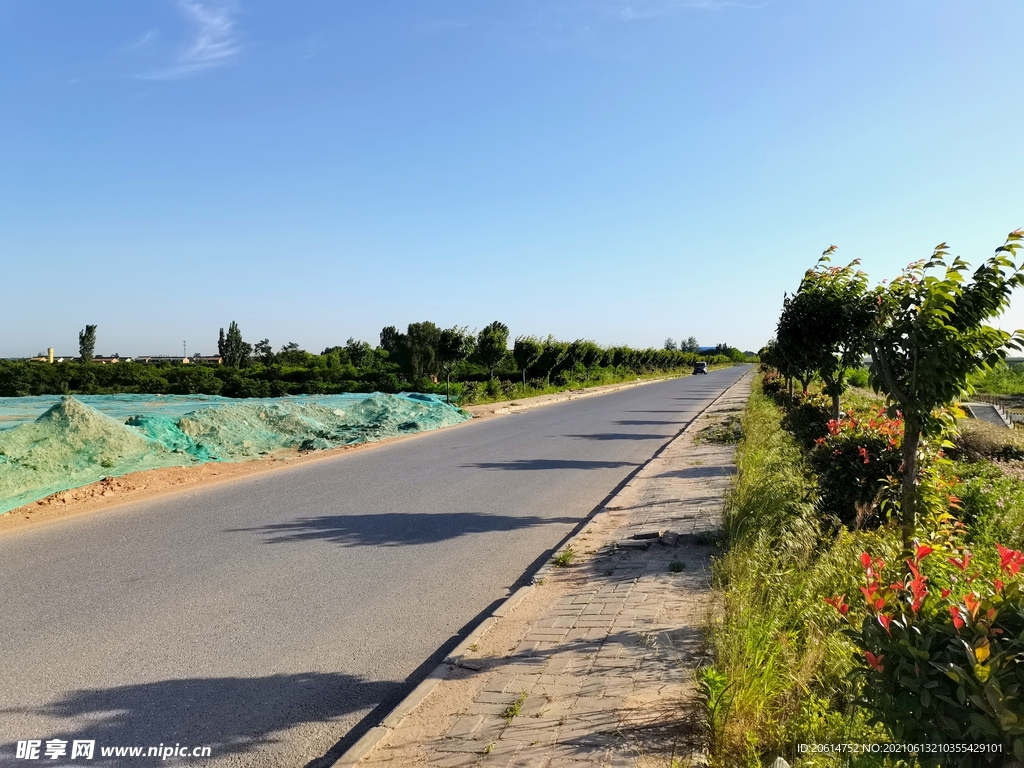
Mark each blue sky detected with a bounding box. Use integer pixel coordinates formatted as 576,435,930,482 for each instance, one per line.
2,1,1023,357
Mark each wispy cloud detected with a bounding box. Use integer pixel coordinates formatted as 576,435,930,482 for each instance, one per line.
137,1,239,81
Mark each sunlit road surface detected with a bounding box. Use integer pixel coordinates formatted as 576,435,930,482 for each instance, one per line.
0,366,749,767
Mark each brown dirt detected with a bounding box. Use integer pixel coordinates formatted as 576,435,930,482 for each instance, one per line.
0,421,478,538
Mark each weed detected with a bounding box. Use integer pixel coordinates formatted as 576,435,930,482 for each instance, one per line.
552,547,575,567
502,690,528,723
695,414,743,444
669,560,686,573
484,742,494,754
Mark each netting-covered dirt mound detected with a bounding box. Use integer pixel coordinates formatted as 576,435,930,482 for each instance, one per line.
0,393,468,515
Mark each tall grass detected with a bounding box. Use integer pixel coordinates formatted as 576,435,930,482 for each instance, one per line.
707,381,899,766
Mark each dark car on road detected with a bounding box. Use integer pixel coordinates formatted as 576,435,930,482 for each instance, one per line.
693,361,708,374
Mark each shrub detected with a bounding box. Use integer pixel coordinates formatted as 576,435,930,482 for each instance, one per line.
809,412,903,528
460,381,481,404
780,399,830,450
833,543,1024,762
847,367,870,388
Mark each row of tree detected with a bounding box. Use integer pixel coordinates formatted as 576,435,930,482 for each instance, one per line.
7,319,748,399
762,230,1024,547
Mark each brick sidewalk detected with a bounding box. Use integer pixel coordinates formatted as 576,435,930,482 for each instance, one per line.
358,374,752,768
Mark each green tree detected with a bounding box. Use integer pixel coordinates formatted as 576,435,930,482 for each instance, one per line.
379,325,410,378
254,339,274,365
776,250,877,421
538,336,568,384
438,326,474,402
870,231,1024,548
663,338,677,351
406,321,442,381
78,324,97,363
218,321,252,368
681,336,700,353
344,338,373,369
476,321,509,379
513,336,543,387
278,342,307,366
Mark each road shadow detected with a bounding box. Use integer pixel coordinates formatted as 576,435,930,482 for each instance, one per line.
229,511,580,547
626,410,688,414
464,459,641,471
656,466,736,480
2,672,401,767
565,432,667,441
613,419,679,426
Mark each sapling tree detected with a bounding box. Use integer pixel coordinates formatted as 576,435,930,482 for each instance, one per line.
438,326,474,403
78,325,97,363
777,250,877,421
870,231,1024,549
513,336,543,387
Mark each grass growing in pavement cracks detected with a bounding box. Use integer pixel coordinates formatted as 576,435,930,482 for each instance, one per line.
503,690,528,724
552,547,575,567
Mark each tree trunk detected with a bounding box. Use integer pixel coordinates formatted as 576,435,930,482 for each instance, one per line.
787,377,794,397
446,372,451,404
831,393,841,423
901,416,921,553
522,369,526,387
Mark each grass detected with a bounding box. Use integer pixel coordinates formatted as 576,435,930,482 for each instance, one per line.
669,560,686,572
954,419,1024,462
706,379,896,766
502,690,528,723
971,362,1024,395
695,413,743,444
552,546,575,567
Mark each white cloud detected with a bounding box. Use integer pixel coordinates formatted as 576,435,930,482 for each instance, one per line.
137,1,239,81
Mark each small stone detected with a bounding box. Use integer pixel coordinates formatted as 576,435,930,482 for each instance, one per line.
631,531,661,540
660,532,679,546
617,539,652,550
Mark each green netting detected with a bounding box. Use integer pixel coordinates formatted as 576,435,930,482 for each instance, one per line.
0,393,468,515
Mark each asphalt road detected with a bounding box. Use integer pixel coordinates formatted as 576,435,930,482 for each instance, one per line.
0,366,749,767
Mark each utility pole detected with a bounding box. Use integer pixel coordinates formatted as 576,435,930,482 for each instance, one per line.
183,341,187,359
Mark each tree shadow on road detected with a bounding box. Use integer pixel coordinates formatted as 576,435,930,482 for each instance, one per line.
613,419,680,426
229,511,581,547
464,459,640,471
564,433,668,441
1,672,401,767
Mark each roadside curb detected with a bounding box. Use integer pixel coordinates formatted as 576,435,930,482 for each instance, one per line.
329,369,754,768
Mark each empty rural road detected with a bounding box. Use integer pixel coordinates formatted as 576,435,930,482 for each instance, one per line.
0,366,749,767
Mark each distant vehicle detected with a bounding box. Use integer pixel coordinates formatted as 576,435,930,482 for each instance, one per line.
693,361,708,375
